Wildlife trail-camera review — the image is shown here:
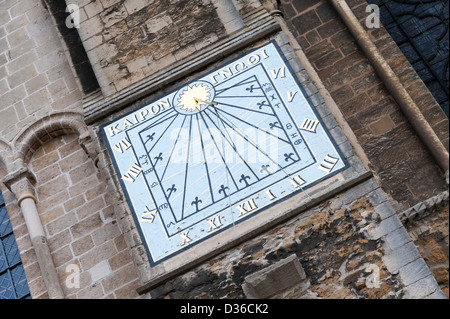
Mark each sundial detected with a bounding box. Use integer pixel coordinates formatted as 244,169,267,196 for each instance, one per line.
102,41,347,265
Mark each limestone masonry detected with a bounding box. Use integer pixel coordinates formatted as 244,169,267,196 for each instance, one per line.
0,0,448,299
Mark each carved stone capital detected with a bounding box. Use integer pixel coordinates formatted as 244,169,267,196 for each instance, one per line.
2,167,36,205
261,0,283,17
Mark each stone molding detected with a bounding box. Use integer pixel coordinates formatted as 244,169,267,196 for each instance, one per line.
12,112,88,165
1,111,94,192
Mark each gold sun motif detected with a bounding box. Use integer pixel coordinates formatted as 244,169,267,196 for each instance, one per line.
176,83,213,112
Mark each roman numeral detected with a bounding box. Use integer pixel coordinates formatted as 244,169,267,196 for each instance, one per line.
112,137,132,154
270,67,286,79
265,189,276,200
121,163,143,183
140,207,157,223
299,118,319,133
318,155,339,173
288,175,306,188
180,231,191,246
236,198,258,216
287,91,297,102
206,216,222,232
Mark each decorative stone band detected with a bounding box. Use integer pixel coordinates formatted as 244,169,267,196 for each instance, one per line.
398,190,449,225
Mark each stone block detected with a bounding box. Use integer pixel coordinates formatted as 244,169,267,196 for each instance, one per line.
369,116,396,136
78,15,103,41
404,275,441,299
89,260,112,283
242,254,307,299
382,241,421,274
399,258,432,286
70,212,103,239
424,289,447,299
72,235,94,256
46,212,78,236
100,3,127,28
23,87,51,115
384,227,412,253
79,241,117,270
124,0,150,15
84,1,104,18
101,263,138,293
374,201,395,220
366,214,403,240
291,9,322,35
8,64,38,89
25,74,49,95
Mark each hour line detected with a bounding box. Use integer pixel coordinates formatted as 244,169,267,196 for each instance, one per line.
204,109,260,182
196,114,215,203
181,116,194,220
213,107,290,144
199,112,239,190
160,116,188,181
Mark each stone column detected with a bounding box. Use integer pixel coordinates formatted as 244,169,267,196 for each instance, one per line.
212,0,245,34
3,168,64,299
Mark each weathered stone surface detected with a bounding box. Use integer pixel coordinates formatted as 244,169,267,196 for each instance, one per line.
149,189,405,299
242,254,308,299
401,195,449,297
280,0,448,208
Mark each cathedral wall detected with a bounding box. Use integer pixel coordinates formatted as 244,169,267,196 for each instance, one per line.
0,0,447,300
280,0,448,209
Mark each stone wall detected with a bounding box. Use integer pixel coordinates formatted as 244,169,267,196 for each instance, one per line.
0,133,141,298
32,134,140,298
65,0,252,95
280,0,449,209
1,0,447,299
0,0,83,143
0,1,140,299
399,190,449,298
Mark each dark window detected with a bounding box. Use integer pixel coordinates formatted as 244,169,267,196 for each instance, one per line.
0,192,31,299
368,0,449,117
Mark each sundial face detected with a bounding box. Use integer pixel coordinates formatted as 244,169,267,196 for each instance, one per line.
102,41,348,265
